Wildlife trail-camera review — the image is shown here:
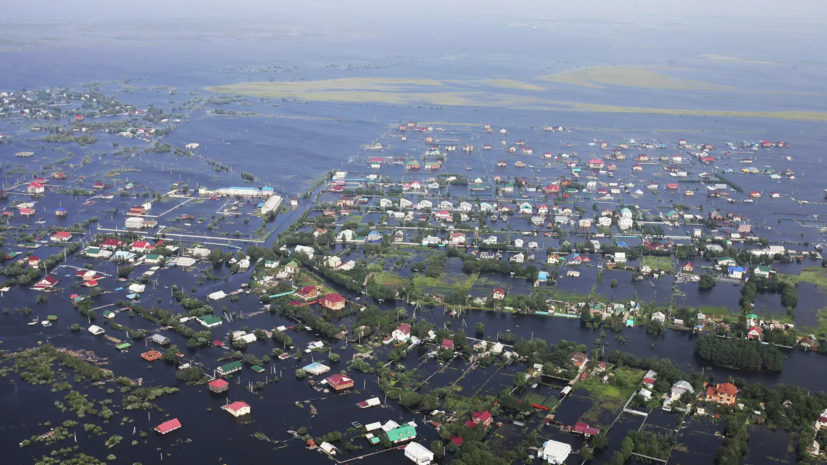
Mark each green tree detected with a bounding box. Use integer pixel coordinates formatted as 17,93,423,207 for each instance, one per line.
699,274,716,291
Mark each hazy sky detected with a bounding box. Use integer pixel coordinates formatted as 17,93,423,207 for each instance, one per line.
3,0,826,22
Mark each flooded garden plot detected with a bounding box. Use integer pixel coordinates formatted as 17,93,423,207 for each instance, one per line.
453,360,508,396
742,426,796,465
591,413,647,464
575,367,644,429
471,362,523,398
670,416,723,465
486,421,536,459
520,382,563,413
641,408,682,433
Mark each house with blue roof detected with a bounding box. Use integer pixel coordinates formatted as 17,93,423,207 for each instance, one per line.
366,231,382,243
728,266,747,280
113,251,136,262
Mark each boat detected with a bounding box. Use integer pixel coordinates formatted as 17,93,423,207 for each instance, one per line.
41,321,52,327
465,165,472,171
27,317,39,326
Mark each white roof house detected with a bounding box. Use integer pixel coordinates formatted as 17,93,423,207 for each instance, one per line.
128,283,146,293
125,217,144,229
404,442,435,465
191,247,211,258
294,245,315,259
538,440,571,464
208,290,227,301
88,325,105,335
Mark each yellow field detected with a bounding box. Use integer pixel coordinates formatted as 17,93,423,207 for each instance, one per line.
538,65,730,90
479,79,544,91
206,76,827,122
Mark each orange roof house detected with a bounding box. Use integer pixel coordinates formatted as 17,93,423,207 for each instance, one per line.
141,350,163,362
705,382,738,406
321,293,346,311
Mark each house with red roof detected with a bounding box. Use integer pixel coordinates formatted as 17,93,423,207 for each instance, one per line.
93,182,106,190
208,378,229,393
32,275,58,290
643,371,657,389
449,232,466,245
51,231,72,242
20,208,35,217
100,238,125,250
434,210,451,220
130,241,152,252
666,183,679,190
222,401,251,417
569,352,589,368
546,185,561,193
574,422,600,437
27,182,45,195
386,323,412,344
28,256,41,268
587,159,605,169
326,374,354,391
681,262,695,273
321,293,346,311
747,326,763,340
154,418,181,435
441,339,454,350
471,411,493,428
297,286,318,301
492,287,506,300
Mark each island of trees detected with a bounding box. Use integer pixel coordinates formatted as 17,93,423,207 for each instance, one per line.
695,335,783,371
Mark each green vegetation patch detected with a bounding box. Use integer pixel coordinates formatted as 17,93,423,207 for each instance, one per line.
642,256,674,273
698,306,731,316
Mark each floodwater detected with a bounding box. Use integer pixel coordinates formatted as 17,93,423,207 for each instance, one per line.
1,15,826,465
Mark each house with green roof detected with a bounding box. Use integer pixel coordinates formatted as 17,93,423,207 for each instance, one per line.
116,343,131,351
198,315,223,328
666,210,679,220
284,261,299,274
217,360,242,376
753,265,772,278
250,365,264,373
103,310,115,319
144,253,163,265
714,257,737,267
85,247,102,258
386,424,417,444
